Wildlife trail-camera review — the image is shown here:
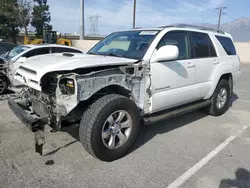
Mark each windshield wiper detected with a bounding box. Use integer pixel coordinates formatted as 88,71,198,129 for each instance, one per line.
88,52,125,58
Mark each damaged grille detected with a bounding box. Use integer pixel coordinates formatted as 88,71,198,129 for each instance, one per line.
41,76,58,96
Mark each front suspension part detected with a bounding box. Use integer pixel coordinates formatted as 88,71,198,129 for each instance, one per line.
34,123,45,156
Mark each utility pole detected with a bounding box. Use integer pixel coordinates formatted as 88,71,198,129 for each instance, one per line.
216,7,227,30
133,0,136,28
80,0,84,40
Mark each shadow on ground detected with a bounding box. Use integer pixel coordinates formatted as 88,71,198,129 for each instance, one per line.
45,93,239,156
219,168,250,188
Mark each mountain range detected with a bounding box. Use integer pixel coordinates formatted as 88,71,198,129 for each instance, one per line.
199,17,250,42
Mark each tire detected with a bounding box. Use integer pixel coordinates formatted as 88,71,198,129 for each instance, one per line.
79,94,140,161
0,76,7,95
206,79,230,116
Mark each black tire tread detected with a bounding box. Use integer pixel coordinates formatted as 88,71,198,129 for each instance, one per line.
79,94,139,161
208,79,230,116
0,76,7,95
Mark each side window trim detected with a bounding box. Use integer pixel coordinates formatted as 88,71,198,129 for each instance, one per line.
206,35,217,57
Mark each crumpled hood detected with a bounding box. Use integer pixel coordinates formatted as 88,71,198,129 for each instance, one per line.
22,53,137,70
14,53,138,91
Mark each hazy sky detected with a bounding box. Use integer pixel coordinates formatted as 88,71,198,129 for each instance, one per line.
47,0,250,35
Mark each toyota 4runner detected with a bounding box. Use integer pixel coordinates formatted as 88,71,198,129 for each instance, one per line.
8,24,241,161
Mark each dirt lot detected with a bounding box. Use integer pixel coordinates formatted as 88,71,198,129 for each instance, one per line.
1,64,250,188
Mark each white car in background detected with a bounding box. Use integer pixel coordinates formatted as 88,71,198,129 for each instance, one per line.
0,44,84,94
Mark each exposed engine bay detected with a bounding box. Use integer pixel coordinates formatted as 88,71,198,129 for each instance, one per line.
10,63,149,156
17,64,149,128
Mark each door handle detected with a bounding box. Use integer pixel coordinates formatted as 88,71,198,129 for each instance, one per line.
213,60,219,64
186,62,195,68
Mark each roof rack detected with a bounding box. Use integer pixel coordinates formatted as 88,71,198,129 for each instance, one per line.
158,24,225,34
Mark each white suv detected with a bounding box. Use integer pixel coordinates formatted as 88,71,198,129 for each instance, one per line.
9,24,241,161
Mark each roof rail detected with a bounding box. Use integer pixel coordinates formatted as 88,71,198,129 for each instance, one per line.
159,24,225,34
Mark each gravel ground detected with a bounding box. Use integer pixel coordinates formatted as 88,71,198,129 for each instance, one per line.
0,64,250,188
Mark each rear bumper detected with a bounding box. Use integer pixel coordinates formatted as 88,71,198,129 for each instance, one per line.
8,99,40,132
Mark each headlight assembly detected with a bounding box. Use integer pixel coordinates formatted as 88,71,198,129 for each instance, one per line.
59,78,75,95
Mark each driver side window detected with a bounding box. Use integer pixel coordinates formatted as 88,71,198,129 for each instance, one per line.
157,31,190,60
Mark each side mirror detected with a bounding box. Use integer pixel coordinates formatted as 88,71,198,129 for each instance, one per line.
15,57,27,63
155,45,179,62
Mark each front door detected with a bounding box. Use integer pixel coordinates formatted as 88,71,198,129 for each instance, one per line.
150,31,196,113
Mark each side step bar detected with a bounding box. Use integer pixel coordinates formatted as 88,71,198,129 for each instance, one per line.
143,100,211,125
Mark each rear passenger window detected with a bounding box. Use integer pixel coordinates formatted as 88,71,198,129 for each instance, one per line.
190,32,210,58
215,36,236,55
23,48,51,58
52,47,82,53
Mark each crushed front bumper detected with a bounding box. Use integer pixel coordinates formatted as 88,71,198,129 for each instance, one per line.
8,99,39,132
8,99,46,155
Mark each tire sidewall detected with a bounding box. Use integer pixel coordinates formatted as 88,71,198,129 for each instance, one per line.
211,79,230,115
90,96,140,160
0,76,7,94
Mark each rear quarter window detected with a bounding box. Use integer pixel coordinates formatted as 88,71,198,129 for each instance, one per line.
215,36,236,55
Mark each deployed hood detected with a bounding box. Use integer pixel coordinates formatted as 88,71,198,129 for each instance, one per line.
14,53,138,91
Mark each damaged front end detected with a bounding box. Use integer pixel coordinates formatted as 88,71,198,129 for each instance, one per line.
8,62,150,156
8,73,79,155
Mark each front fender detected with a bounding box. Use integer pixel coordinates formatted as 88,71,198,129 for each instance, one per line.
77,74,132,101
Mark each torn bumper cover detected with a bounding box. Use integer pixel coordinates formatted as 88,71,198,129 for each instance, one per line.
8,99,46,156
8,99,39,132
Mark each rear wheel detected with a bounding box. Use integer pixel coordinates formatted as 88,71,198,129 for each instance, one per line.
0,76,7,95
206,79,230,116
79,94,140,161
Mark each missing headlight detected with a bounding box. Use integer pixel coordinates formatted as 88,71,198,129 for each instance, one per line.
59,78,75,95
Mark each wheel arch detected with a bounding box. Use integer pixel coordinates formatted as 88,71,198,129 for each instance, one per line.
83,84,134,102
206,71,233,99
67,85,136,125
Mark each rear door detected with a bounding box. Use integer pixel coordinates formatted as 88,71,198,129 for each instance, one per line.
189,31,218,99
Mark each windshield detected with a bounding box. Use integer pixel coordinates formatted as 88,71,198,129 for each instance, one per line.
88,30,160,60
4,45,30,60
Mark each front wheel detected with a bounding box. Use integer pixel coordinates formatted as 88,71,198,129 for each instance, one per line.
79,94,140,161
